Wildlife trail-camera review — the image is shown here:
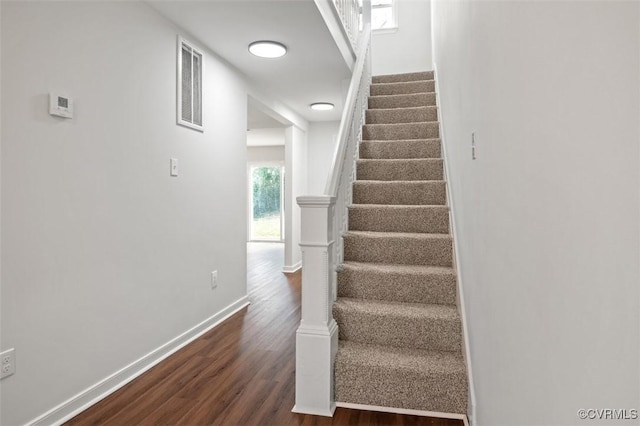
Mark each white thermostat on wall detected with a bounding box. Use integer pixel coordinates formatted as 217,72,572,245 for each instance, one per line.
49,93,74,118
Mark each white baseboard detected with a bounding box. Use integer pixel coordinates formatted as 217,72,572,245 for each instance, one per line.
336,402,469,426
433,62,477,426
282,261,302,273
28,296,251,426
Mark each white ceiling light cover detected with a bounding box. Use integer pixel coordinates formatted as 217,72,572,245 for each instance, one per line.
249,41,287,58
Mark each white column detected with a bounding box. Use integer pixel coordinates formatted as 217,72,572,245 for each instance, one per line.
292,195,338,417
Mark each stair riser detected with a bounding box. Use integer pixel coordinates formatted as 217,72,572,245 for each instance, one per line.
338,268,456,305
366,107,437,124
370,81,435,96
357,159,443,181
363,123,439,140
333,305,462,351
335,363,467,414
359,140,441,159
348,206,449,233
344,234,453,266
372,71,434,84
369,93,436,109
353,182,446,205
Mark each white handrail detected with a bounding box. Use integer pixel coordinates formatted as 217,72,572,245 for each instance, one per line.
325,26,371,196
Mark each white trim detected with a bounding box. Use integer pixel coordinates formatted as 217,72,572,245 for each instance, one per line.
297,320,338,337
372,27,398,35
292,403,336,417
335,402,469,426
282,261,302,273
27,296,250,426
297,195,336,207
177,35,204,132
433,63,477,426
299,241,336,248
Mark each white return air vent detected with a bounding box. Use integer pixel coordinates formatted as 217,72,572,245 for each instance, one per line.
177,36,203,131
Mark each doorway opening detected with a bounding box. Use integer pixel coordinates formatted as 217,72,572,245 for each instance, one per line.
249,164,285,242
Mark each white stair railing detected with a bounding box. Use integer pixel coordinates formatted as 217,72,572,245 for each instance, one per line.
333,0,361,50
293,16,371,416
314,0,366,69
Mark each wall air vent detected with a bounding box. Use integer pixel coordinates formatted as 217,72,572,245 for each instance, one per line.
177,36,203,131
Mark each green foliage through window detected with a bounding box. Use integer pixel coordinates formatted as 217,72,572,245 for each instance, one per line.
252,167,281,219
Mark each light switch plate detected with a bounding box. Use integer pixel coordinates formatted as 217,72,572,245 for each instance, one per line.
170,158,179,176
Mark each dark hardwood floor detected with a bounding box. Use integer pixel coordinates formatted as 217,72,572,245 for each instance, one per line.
67,243,464,426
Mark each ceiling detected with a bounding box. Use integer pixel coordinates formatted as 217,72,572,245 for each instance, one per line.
149,0,351,124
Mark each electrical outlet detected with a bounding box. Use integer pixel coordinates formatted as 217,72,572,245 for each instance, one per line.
211,270,218,290
1,348,15,379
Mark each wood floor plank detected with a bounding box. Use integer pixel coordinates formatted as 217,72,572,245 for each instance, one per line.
66,243,464,426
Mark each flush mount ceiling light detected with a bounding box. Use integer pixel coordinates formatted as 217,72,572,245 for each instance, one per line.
310,102,335,111
248,41,287,58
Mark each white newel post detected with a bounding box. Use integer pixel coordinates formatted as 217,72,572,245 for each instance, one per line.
292,195,338,417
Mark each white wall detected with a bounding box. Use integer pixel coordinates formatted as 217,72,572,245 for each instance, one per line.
0,2,301,424
284,126,308,272
372,0,432,75
246,128,286,147
432,1,640,425
306,121,340,194
247,146,285,163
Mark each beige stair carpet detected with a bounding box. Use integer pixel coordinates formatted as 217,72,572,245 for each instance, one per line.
334,71,468,415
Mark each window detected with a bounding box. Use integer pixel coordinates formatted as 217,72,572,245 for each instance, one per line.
250,165,284,241
371,0,397,31
177,37,203,131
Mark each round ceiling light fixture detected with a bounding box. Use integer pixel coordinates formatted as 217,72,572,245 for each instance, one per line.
248,41,287,58
310,102,335,111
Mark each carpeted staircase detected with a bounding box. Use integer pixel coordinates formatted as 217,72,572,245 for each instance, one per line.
333,71,468,415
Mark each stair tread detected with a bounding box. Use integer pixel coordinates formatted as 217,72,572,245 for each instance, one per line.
349,203,448,209
367,105,436,112
342,261,455,276
364,122,438,127
369,93,433,99
335,297,459,320
338,261,457,305
345,230,451,239
353,179,445,186
336,341,467,414
361,138,441,143
368,93,437,109
371,80,435,85
370,81,435,96
337,340,465,373
359,139,442,160
372,71,434,83
357,158,443,163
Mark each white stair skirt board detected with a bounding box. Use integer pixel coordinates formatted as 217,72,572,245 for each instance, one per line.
283,261,302,273
336,402,469,426
433,63,477,426
27,296,251,426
